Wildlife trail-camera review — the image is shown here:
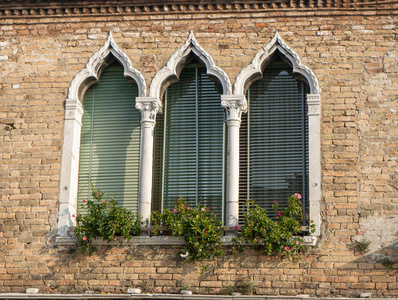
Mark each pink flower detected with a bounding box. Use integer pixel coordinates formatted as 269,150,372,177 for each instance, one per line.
173,209,177,213
285,246,290,251
296,240,299,245
254,238,258,243
82,199,86,203
201,207,206,212
277,211,283,217
114,236,117,241
72,214,75,218
83,236,87,241
235,225,239,231
294,193,302,200
103,200,106,204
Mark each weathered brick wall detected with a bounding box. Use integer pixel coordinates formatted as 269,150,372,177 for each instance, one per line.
1,1,398,297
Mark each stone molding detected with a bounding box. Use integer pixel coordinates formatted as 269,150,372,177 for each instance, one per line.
0,0,391,18
149,31,232,100
55,235,317,247
221,95,247,123
135,97,162,125
68,31,146,101
234,31,320,95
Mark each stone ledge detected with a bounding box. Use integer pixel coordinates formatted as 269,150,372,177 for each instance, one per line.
55,235,317,247
0,0,395,18
0,294,386,300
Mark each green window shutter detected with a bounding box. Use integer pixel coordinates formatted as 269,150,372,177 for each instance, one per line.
153,64,225,219
240,57,309,222
78,64,140,213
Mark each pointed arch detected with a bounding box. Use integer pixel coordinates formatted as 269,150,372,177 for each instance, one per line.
68,32,146,100
57,33,145,238
149,31,232,100
234,32,321,237
234,32,320,96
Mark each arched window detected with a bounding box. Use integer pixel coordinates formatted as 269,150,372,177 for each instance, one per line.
152,61,225,219
240,56,310,222
78,63,141,212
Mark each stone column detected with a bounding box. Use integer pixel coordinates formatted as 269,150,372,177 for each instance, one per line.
136,97,162,224
57,99,84,237
221,95,247,231
307,94,321,236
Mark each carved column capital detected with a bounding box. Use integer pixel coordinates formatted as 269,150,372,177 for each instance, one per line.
136,97,162,126
307,94,321,116
65,98,84,124
221,95,247,125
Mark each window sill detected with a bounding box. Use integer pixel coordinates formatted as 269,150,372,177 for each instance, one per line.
55,227,318,247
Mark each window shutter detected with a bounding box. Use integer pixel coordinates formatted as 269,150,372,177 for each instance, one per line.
78,64,140,213
153,65,225,219
240,58,309,222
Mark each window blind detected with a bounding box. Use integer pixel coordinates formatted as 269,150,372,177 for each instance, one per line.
153,64,225,220
78,64,140,213
240,57,309,223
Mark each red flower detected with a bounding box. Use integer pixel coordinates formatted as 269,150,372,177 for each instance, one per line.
277,211,283,217
235,225,239,231
173,209,177,213
83,236,87,241
285,246,290,251
82,199,86,203
103,200,106,204
72,214,75,218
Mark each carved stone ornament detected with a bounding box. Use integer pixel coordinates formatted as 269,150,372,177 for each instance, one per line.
149,31,232,100
0,1,386,18
135,97,162,124
221,95,247,122
307,94,321,116
234,31,320,95
68,31,146,102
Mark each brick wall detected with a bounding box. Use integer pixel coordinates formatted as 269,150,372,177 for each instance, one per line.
1,1,398,297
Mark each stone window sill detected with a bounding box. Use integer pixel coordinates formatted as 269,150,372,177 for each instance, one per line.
55,227,317,247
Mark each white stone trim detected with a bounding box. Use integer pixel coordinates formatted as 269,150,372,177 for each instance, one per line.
68,32,146,100
234,32,322,236
307,94,322,236
234,32,320,95
221,95,247,229
149,31,232,99
57,33,146,237
135,97,162,223
55,234,317,247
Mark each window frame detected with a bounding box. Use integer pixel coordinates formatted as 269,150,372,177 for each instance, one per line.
56,31,320,245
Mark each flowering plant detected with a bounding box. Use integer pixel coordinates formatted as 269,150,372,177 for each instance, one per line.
151,197,224,262
232,194,314,259
73,186,142,254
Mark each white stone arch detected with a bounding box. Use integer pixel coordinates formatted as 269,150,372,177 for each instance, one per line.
68,32,146,100
234,31,320,96
149,31,232,100
234,32,322,237
56,32,146,239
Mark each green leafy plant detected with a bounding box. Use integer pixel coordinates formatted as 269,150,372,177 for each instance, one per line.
151,197,224,262
221,277,256,295
353,239,371,254
381,257,394,269
236,277,256,295
232,194,313,259
222,285,235,296
73,186,142,254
